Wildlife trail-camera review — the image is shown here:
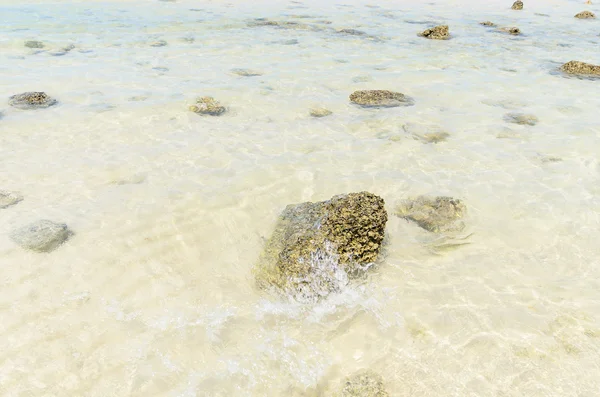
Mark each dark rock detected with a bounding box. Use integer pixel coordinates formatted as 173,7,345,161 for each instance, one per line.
255,192,387,301
189,96,226,116
512,1,523,10
575,11,595,19
0,190,23,209
24,40,44,48
419,25,450,40
480,21,496,27
8,92,57,109
560,60,600,76
9,220,73,252
340,371,389,397
504,112,538,126
396,196,466,233
349,90,414,108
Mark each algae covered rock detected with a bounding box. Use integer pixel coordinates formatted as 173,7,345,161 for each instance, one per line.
0,190,23,209
189,96,226,116
9,220,73,252
575,11,595,19
255,192,387,302
396,196,466,233
8,92,57,110
339,370,389,397
349,90,413,108
418,25,450,40
560,60,600,76
504,112,538,126
512,1,523,10
309,107,333,117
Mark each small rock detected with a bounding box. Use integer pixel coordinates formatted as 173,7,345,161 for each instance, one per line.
340,370,389,397
8,92,57,109
24,40,44,48
150,40,167,47
499,27,521,35
352,75,373,83
575,11,595,19
349,90,414,108
189,96,226,116
309,107,332,117
512,1,523,10
396,196,466,233
560,60,600,76
480,21,496,27
403,123,449,143
9,220,73,252
0,190,23,209
231,68,263,77
419,25,450,40
337,28,366,36
504,112,538,126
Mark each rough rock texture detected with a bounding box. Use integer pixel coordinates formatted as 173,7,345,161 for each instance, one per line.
504,112,538,126
309,107,333,117
8,92,57,110
189,96,226,116
0,190,23,209
339,371,389,397
24,40,44,48
560,60,600,76
575,11,595,19
419,25,450,40
396,196,466,233
349,90,413,107
499,27,521,35
512,1,523,10
9,220,73,252
231,68,263,77
480,21,497,27
255,192,387,301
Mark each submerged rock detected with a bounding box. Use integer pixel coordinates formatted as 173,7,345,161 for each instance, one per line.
480,21,496,27
9,220,73,252
560,60,600,76
0,190,23,209
396,196,466,233
349,90,413,108
337,28,367,36
512,1,523,10
504,112,538,126
24,40,44,48
8,92,57,109
309,107,333,117
403,123,449,143
339,370,389,397
575,11,595,19
49,44,75,56
499,27,521,35
255,192,387,302
189,96,226,116
231,68,263,77
418,25,450,40
150,40,167,47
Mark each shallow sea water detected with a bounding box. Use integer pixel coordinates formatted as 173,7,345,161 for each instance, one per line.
1,0,600,395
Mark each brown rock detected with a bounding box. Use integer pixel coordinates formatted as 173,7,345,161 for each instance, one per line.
512,1,523,10
560,60,600,76
575,11,595,19
349,90,414,107
419,25,450,40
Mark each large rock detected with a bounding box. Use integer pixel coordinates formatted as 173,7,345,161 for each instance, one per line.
0,190,23,209
349,90,413,108
418,25,450,40
9,220,73,252
255,192,387,301
560,60,600,76
339,370,389,397
396,196,466,233
512,1,523,10
575,11,595,19
8,92,57,110
189,96,226,116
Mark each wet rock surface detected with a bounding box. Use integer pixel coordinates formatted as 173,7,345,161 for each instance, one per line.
0,190,23,209
189,96,226,116
560,60,600,76
255,192,387,302
24,40,44,48
8,92,57,109
396,196,466,233
349,90,414,108
575,11,595,19
339,370,389,397
9,220,73,252
309,107,332,117
504,112,539,126
512,1,523,10
418,24,450,40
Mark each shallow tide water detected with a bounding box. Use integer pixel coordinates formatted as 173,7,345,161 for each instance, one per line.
1,0,600,395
